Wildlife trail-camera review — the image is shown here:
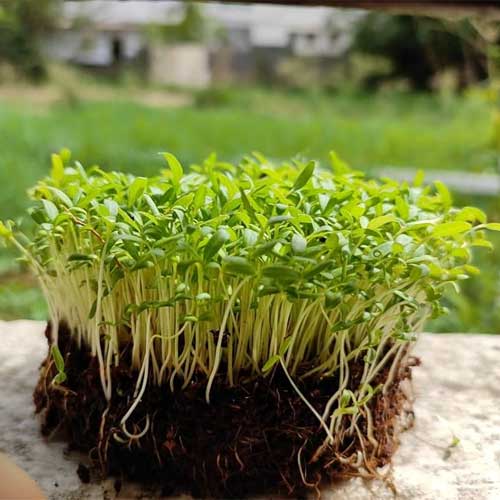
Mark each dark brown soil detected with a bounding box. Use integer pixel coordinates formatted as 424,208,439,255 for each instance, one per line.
34,323,415,498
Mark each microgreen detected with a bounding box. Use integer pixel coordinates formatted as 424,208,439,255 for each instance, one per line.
50,344,67,385
2,151,497,442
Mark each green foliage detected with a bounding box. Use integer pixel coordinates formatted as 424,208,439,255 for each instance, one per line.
3,151,496,388
149,3,206,43
352,14,486,90
0,90,497,332
3,150,497,440
0,0,57,81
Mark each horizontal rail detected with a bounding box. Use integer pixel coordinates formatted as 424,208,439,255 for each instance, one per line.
199,0,500,20
375,167,500,196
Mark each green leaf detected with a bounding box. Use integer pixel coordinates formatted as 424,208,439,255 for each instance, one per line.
48,187,73,207
329,151,350,174
303,260,331,279
204,228,230,261
193,185,206,211
456,207,486,224
0,220,12,239
434,180,452,207
59,147,71,163
484,222,500,231
432,221,471,237
367,215,396,230
268,215,292,225
471,238,493,249
196,292,211,301
128,177,147,206
253,240,277,257
414,169,425,187
262,264,300,283
463,264,480,275
51,344,65,374
243,228,258,246
279,337,293,357
325,291,342,309
240,188,258,222
331,320,352,332
52,372,67,385
291,233,307,254
144,194,160,217
325,233,339,250
104,198,119,218
88,299,97,319
262,355,281,372
162,152,183,186
68,253,96,262
42,199,59,221
51,153,65,184
118,208,140,230
394,290,412,302
292,160,315,191
223,256,255,276
395,196,409,219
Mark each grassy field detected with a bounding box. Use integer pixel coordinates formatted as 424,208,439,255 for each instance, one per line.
0,85,499,331
0,87,496,218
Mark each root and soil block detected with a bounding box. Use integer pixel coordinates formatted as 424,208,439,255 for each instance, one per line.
2,151,498,497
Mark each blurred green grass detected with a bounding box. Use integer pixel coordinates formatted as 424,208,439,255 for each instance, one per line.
0,87,499,331
0,88,495,221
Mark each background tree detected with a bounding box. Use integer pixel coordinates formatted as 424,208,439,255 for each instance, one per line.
0,0,58,82
352,13,487,91
150,2,207,43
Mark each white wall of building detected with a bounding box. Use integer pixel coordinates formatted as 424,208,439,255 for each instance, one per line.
43,30,146,66
150,43,211,88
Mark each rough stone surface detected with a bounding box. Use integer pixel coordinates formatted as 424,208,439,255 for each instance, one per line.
1,320,499,499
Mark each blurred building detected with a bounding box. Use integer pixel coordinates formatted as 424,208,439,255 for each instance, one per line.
43,1,363,87
43,1,183,78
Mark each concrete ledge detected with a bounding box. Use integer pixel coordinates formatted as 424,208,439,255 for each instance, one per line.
1,320,499,499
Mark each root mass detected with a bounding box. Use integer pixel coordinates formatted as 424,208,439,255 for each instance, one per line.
34,323,414,498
